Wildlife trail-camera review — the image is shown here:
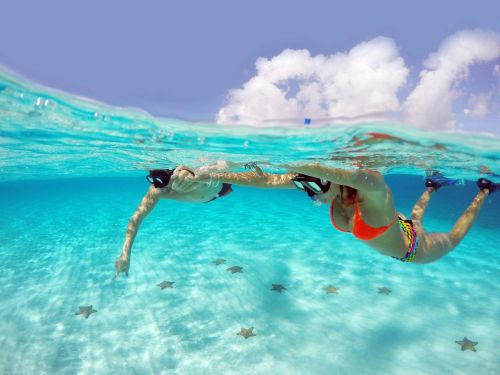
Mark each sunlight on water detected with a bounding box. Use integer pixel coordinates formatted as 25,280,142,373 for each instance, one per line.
1,68,499,182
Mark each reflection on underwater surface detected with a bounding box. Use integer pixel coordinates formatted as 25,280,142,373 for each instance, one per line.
0,71,499,374
0,177,499,374
1,69,500,183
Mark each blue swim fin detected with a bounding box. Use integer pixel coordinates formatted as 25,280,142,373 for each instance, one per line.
425,172,460,190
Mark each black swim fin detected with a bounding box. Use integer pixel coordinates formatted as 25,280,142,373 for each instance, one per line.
477,178,499,194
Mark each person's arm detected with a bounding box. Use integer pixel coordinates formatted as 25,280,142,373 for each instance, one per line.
281,163,387,192
113,186,160,279
196,170,296,189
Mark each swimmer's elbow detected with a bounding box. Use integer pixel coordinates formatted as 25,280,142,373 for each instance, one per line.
352,170,386,192
128,215,141,228
131,207,152,225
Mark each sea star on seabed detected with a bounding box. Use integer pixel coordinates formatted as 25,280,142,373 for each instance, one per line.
323,285,339,294
271,284,287,293
213,258,226,266
237,327,256,339
377,287,392,295
227,266,243,274
157,281,175,290
455,337,478,352
75,305,97,319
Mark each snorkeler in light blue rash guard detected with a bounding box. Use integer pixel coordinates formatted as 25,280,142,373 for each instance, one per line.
113,165,233,280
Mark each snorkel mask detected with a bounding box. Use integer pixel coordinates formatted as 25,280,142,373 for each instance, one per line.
292,174,331,199
146,169,175,188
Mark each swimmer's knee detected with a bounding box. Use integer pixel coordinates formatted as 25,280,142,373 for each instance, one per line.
410,208,423,221
448,232,463,248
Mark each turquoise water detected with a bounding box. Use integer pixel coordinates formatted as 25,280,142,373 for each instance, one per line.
1,69,499,374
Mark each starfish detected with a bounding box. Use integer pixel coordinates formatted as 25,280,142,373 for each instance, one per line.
323,285,339,294
213,258,226,266
227,266,243,274
157,281,175,290
75,305,97,319
271,284,287,293
455,337,478,352
377,287,392,295
237,327,256,339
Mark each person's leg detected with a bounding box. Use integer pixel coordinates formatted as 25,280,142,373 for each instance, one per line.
412,172,463,222
448,189,489,244
414,189,489,263
410,187,435,222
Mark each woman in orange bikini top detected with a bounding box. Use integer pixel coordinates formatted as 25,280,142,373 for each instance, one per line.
194,163,496,264
329,188,396,241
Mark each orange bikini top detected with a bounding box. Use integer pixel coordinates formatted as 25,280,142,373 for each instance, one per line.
329,191,396,241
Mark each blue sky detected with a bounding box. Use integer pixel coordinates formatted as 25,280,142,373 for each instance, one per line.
0,0,499,132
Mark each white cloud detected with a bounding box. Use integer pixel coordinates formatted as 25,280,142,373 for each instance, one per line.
403,29,500,130
495,65,500,96
217,29,500,130
494,64,500,77
216,37,409,126
464,93,491,118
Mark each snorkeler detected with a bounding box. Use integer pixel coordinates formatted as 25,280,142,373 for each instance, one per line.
113,166,233,280
190,165,498,264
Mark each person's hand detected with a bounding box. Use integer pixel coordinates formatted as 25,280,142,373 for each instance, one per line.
244,162,264,176
113,255,130,280
170,166,199,192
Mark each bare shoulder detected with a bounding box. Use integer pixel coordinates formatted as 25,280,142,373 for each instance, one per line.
352,170,388,192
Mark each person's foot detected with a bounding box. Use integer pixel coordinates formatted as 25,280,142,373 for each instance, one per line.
425,171,460,191
477,178,499,194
